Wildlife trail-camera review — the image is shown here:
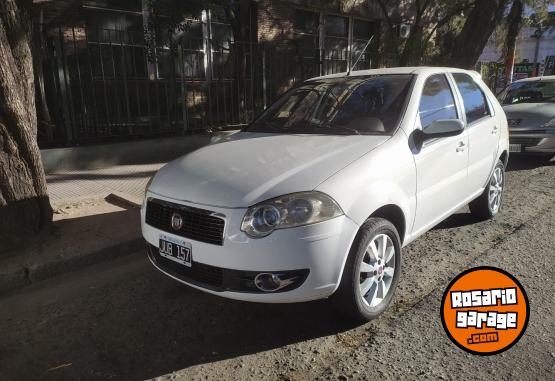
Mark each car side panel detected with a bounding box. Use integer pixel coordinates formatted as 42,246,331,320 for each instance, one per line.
469,72,509,169
449,73,501,194
315,130,417,246
491,94,510,169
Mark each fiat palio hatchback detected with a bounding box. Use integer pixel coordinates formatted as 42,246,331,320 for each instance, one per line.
142,67,509,321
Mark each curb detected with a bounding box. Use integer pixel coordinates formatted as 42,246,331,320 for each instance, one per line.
0,237,144,296
105,192,143,209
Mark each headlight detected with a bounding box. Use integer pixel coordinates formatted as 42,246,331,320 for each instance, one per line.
241,192,343,238
541,117,555,128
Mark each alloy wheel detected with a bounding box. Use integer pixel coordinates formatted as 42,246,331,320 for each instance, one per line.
488,166,503,213
358,234,396,308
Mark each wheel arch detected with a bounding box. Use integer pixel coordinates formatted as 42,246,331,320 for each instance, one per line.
499,149,509,167
367,204,407,245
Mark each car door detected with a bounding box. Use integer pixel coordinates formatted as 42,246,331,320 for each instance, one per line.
450,73,499,195
412,74,469,236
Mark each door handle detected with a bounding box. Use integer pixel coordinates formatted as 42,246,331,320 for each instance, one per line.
492,126,499,134
456,141,466,152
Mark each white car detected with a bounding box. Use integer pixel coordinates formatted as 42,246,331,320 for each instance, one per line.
142,67,509,321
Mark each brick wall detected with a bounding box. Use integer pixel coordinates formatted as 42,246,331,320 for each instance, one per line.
257,0,383,44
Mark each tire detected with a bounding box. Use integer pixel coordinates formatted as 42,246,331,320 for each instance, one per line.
332,218,402,323
538,154,554,163
469,160,505,220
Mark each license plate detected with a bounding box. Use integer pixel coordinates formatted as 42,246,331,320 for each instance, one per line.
509,144,522,153
159,234,192,267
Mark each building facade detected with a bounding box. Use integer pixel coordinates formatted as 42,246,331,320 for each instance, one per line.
35,0,385,147
478,11,555,90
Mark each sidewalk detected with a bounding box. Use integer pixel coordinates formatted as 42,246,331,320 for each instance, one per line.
0,163,166,295
46,163,164,206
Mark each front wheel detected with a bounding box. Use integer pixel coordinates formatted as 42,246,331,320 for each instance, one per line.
332,218,401,322
469,160,505,220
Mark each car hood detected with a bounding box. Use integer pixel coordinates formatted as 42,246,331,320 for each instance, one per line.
503,102,555,128
149,132,388,208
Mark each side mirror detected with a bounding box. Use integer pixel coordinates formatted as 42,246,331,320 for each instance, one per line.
414,119,464,148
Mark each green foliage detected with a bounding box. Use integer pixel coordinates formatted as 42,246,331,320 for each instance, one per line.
524,0,555,25
375,0,477,64
487,0,555,63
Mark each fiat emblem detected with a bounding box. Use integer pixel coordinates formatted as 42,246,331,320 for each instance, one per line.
171,212,183,230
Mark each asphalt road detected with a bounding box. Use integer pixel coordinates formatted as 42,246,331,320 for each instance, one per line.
0,156,554,381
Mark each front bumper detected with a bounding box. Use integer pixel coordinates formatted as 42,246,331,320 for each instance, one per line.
509,128,555,154
141,192,360,303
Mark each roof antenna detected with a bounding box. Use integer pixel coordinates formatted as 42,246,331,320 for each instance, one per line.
347,35,374,76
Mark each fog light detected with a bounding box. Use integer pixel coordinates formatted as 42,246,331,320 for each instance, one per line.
254,272,299,292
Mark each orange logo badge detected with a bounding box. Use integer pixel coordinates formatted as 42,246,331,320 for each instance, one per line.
441,266,529,355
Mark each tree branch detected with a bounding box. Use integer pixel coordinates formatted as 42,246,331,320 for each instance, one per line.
374,0,396,32
423,0,476,46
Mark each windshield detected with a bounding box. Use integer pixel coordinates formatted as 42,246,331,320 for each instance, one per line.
499,79,555,105
244,74,414,135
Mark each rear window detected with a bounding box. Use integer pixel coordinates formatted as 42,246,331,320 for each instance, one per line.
499,79,555,105
452,73,490,124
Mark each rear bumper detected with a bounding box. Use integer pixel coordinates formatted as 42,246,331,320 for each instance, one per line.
509,129,555,154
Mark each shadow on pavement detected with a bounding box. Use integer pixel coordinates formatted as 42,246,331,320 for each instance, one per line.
506,154,554,172
433,212,479,230
0,235,358,380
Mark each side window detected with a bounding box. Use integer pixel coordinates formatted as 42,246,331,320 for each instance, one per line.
419,74,458,130
452,73,491,124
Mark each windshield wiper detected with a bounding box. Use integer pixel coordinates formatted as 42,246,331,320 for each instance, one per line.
331,125,361,135
314,122,360,135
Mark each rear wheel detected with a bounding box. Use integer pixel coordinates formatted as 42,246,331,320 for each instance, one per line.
469,160,505,220
332,218,401,322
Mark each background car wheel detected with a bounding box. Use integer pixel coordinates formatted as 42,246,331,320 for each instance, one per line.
332,218,401,323
469,159,505,220
538,154,554,163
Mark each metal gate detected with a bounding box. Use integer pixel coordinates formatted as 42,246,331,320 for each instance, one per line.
39,26,375,147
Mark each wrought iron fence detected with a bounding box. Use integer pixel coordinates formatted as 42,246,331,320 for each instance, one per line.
39,26,379,147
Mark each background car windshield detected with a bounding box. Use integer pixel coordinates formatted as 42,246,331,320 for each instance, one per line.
245,75,413,135
499,80,555,104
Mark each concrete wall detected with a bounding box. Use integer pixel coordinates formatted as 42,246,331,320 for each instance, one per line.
41,131,238,173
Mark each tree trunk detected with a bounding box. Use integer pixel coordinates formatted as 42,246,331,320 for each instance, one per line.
441,0,509,69
503,0,524,83
0,0,52,248
33,7,54,143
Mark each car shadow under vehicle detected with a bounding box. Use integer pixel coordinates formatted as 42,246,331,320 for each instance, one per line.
433,211,479,230
507,154,554,172
0,254,358,381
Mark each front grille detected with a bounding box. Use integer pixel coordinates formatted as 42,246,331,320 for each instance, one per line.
509,137,542,147
149,245,224,289
145,198,225,245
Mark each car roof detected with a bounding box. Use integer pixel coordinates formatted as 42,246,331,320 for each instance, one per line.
512,75,555,83
306,66,480,81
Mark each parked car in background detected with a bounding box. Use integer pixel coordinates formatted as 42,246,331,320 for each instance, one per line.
142,67,509,322
498,76,555,159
